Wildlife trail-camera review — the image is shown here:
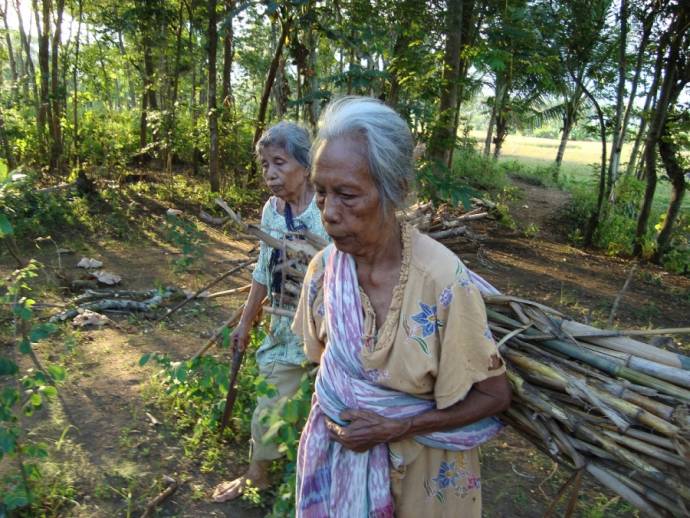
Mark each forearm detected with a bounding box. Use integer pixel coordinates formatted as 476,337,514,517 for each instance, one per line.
397,374,511,440
238,280,268,329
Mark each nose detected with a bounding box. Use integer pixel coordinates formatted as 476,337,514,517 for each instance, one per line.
264,163,278,181
321,194,339,224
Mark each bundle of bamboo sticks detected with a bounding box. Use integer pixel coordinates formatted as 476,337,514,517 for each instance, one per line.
213,198,690,515
487,296,690,516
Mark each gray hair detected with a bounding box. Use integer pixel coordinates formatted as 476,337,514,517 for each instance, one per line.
255,121,311,169
312,96,414,212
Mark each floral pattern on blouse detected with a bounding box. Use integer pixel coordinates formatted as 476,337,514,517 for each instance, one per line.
424,459,481,504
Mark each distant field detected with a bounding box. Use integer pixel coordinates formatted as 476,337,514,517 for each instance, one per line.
469,131,688,211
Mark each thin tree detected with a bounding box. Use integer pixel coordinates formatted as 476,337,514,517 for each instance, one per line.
208,0,220,191
633,7,685,257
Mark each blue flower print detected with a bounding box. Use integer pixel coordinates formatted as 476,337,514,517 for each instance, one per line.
411,302,444,337
433,461,460,489
483,326,493,341
439,286,453,308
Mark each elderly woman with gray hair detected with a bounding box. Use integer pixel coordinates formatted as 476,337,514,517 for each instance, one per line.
212,121,329,502
292,97,511,517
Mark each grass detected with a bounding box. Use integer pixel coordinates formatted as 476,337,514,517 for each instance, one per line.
469,131,689,211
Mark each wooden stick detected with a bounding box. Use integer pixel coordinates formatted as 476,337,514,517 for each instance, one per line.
263,305,296,319
204,284,252,300
157,259,255,322
140,476,178,518
190,304,245,361
219,348,244,436
608,262,638,327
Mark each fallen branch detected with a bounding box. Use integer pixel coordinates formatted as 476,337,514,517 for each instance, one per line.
140,475,178,518
608,262,638,327
157,259,255,322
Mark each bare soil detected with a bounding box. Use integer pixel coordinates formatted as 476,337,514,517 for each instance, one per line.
3,178,688,517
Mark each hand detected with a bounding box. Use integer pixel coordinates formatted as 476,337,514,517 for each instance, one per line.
230,325,251,353
325,409,411,453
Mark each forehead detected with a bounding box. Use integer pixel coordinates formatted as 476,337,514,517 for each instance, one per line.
313,137,372,186
259,144,291,160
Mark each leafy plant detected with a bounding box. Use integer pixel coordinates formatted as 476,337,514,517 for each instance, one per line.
140,329,264,472
0,253,62,515
164,213,204,272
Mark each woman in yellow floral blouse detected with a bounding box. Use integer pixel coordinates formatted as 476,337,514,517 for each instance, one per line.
291,97,511,518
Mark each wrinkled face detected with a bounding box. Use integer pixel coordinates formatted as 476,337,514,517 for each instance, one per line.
259,144,309,201
312,137,389,255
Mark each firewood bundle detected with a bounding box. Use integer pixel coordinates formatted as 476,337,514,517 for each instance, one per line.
213,198,690,515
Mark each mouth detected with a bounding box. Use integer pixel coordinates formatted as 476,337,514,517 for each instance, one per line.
267,184,284,193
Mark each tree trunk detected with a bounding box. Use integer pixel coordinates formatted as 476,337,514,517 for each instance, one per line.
653,116,687,263
50,0,65,175
35,0,51,157
581,85,607,246
118,32,137,109
428,0,472,167
0,107,16,171
15,0,38,104
72,0,83,167
252,17,291,148
616,9,653,177
222,0,234,106
306,22,319,133
139,89,148,150
606,0,627,201
208,0,220,192
633,16,683,257
166,0,185,175
483,96,498,158
1,0,18,98
627,41,665,179
554,80,583,173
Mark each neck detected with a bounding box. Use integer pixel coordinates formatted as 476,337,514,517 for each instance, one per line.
352,217,402,270
284,183,314,212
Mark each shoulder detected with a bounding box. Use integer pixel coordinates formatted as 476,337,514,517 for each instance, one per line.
260,197,277,221
409,227,462,287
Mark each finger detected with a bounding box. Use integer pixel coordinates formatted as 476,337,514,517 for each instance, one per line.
340,409,367,422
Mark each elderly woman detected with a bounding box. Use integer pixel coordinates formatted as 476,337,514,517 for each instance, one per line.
292,97,511,517
212,122,329,502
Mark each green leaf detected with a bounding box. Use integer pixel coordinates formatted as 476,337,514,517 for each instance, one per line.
0,213,14,237
0,427,18,454
139,353,152,366
18,339,31,355
38,385,57,398
0,357,18,376
46,365,65,381
29,323,57,342
262,420,285,443
283,399,300,424
29,392,43,407
3,490,29,510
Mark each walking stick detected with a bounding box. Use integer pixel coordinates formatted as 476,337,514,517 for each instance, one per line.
219,346,245,436
218,298,267,436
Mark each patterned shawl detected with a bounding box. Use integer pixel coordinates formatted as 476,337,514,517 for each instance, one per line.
295,245,503,517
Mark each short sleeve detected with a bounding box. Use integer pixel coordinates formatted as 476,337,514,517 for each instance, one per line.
292,252,326,363
251,201,272,286
433,260,506,409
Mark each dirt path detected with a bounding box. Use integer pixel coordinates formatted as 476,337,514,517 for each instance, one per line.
6,180,689,517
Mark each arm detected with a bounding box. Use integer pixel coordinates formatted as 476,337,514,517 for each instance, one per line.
326,373,511,453
231,279,268,352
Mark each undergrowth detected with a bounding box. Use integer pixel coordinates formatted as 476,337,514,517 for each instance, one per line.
140,326,315,516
